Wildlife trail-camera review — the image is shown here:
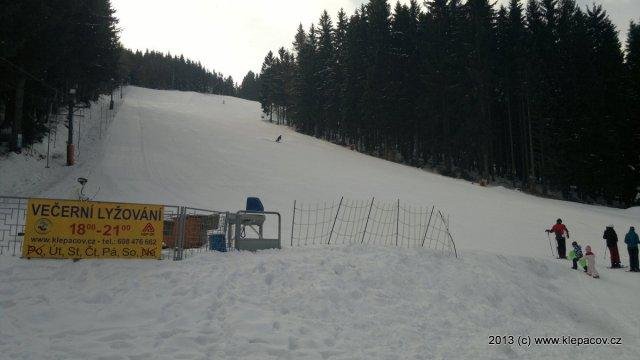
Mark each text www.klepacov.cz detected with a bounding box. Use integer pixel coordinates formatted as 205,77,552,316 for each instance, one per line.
488,335,623,347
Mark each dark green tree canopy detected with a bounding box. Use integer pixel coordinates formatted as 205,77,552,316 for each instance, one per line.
1,0,121,146
257,0,638,207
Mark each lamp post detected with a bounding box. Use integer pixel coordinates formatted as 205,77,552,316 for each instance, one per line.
109,78,114,110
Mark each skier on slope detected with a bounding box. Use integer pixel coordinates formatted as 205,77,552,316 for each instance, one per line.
624,226,639,272
584,245,600,278
275,135,282,143
603,225,622,268
570,241,587,271
546,219,569,259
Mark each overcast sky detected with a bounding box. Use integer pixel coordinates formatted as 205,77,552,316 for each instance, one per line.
112,0,639,83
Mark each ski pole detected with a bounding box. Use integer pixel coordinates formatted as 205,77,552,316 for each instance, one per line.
546,232,555,258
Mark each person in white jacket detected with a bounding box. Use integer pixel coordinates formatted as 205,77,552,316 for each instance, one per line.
584,245,600,278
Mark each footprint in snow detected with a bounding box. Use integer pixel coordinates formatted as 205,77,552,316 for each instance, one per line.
288,336,299,350
324,338,336,347
264,273,274,286
107,340,134,349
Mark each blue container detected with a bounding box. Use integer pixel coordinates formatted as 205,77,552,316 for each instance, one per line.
246,197,264,212
209,234,227,252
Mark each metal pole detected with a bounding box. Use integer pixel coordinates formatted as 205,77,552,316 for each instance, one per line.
290,200,296,247
277,212,282,249
174,207,186,261
77,109,81,161
421,206,435,247
45,102,53,168
100,102,104,135
439,210,458,258
327,197,343,245
181,207,187,260
66,92,75,166
46,125,51,168
396,199,400,247
225,212,233,250
12,198,23,256
360,197,375,244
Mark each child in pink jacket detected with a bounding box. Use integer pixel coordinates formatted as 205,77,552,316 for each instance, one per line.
584,245,600,278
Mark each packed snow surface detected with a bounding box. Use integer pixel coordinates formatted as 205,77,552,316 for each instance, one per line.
1,247,639,360
1,87,639,359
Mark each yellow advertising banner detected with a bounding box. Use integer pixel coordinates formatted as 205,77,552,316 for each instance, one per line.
22,198,164,260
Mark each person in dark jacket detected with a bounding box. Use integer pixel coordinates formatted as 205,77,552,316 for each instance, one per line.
624,226,639,272
603,225,622,268
546,219,570,259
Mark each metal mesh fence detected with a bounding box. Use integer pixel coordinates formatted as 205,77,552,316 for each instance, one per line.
161,205,181,260
0,196,27,256
291,197,457,257
328,198,371,246
175,207,228,260
1,195,455,259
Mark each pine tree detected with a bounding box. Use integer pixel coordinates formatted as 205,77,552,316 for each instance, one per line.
524,0,551,186
334,9,348,142
420,0,466,172
364,0,392,153
390,1,420,163
259,51,276,121
627,20,640,117
260,0,635,206
626,20,640,204
341,9,368,146
1,0,121,149
291,24,318,134
316,11,336,139
582,5,628,203
238,71,260,101
464,0,496,178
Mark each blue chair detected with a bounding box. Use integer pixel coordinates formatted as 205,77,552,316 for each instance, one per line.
246,197,264,212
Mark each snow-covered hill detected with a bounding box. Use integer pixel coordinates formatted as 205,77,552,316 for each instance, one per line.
1,87,638,359
4,86,638,258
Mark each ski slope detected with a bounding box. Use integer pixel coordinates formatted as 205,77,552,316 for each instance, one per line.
9,86,638,259
1,87,639,359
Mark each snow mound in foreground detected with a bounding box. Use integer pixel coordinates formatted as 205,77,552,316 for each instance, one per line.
1,246,637,359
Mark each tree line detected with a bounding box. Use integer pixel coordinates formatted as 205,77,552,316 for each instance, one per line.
120,49,236,96
254,0,640,207
237,71,261,101
1,1,237,152
1,0,121,149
